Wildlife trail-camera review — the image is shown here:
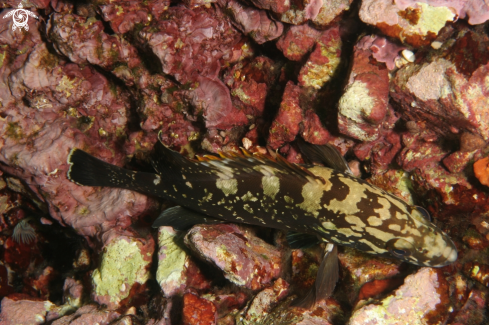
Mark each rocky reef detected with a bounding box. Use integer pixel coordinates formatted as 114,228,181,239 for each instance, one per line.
1,0,489,324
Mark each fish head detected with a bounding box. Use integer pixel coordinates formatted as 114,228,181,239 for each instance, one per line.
384,207,457,267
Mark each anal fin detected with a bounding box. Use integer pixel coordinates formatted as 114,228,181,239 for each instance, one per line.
152,206,226,230
292,243,339,308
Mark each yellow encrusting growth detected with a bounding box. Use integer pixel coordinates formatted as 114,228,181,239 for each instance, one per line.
92,237,150,305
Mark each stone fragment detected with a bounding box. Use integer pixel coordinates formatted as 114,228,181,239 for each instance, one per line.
276,24,321,61
443,150,479,174
156,226,211,297
50,305,120,325
338,247,402,302
349,268,449,325
391,29,489,141
91,230,154,310
182,292,217,325
185,224,282,290
140,5,244,84
298,25,342,89
338,36,390,142
450,289,487,324
357,35,405,70
359,0,456,47
98,0,169,34
219,0,284,44
236,278,289,325
224,56,278,118
47,13,148,87
248,0,290,14
280,0,353,27
62,277,84,308
156,226,188,297
460,132,486,152
0,296,56,325
301,110,331,145
268,81,303,149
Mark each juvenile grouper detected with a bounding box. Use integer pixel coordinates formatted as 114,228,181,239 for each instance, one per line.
67,136,457,303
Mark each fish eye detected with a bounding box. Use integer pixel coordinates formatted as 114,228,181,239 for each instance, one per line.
386,238,415,259
415,206,431,222
391,248,411,258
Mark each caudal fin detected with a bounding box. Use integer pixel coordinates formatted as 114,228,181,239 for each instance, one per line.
67,149,162,196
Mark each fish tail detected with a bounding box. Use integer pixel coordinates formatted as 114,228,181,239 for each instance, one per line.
67,149,162,196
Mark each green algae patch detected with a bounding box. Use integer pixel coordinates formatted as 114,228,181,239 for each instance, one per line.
92,238,150,305
156,227,188,296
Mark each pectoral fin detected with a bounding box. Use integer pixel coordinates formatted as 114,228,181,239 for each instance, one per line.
152,206,226,230
286,231,321,249
292,243,339,308
296,138,353,176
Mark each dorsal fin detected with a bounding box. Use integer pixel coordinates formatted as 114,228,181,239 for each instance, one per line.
296,138,353,176
152,133,326,185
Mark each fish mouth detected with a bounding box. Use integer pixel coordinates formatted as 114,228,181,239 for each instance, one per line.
427,239,458,267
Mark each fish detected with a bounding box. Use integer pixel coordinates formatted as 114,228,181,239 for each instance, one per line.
66,134,457,306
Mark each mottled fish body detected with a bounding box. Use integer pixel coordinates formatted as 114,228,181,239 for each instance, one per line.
67,138,457,269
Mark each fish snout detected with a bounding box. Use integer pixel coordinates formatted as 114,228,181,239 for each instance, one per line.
430,238,458,267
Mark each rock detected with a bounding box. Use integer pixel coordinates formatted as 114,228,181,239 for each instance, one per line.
359,0,457,47
182,292,217,325
349,268,450,325
224,56,278,119
368,169,414,205
98,0,169,34
443,150,480,174
0,295,56,325
140,5,244,84
397,133,448,172
268,81,303,150
450,289,487,325
356,35,405,70
279,0,353,27
301,110,331,145
276,24,321,61
391,29,489,141
156,226,189,297
298,25,342,89
47,13,148,87
460,132,486,152
218,0,284,44
185,224,282,290
0,37,155,241
463,262,489,287
338,36,390,142
352,127,401,175
91,229,154,310
156,226,210,297
338,247,403,303
50,304,120,325
236,278,289,325
63,277,84,308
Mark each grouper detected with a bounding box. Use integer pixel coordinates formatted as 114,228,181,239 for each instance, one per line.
66,135,457,306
